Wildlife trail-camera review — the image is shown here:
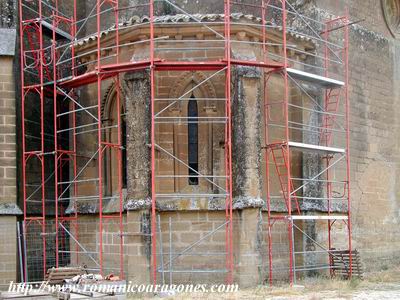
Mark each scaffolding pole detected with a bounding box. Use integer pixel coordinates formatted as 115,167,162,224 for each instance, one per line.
18,0,351,285
263,0,352,285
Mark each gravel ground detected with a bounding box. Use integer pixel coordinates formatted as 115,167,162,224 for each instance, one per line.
166,284,400,299
168,271,400,299
128,268,400,299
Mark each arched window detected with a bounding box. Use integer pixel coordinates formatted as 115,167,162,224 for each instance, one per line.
169,71,218,192
103,86,127,196
188,94,198,185
122,116,127,188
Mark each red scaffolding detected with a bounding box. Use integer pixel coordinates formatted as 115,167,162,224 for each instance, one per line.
263,4,352,284
19,0,351,285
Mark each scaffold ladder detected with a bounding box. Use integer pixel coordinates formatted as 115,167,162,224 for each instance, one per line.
269,144,301,214
321,88,342,146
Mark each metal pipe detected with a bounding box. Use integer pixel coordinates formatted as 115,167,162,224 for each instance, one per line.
291,177,346,184
158,269,228,273
169,217,172,284
59,222,100,267
268,122,346,135
155,97,226,101
155,121,227,124
288,103,344,117
23,223,28,282
157,221,229,271
58,178,99,184
56,105,98,117
162,0,224,39
291,219,296,284
56,122,98,134
156,175,228,178
17,222,24,282
57,87,98,121
155,144,227,193
57,149,100,201
75,125,118,136
290,155,345,196
157,215,165,284
154,67,227,118
292,223,349,271
156,193,228,198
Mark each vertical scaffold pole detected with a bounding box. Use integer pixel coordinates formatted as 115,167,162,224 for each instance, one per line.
72,0,79,266
150,0,157,285
114,0,124,279
96,0,104,276
18,0,27,281
264,73,273,285
344,9,352,278
322,20,333,275
224,0,234,284
38,0,47,277
19,0,49,277
52,10,59,269
280,0,294,285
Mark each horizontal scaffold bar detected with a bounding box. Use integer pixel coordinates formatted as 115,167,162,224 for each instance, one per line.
291,215,348,220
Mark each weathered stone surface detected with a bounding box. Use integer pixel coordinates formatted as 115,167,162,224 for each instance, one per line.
125,197,151,211
233,196,265,209
0,216,17,284
300,0,400,271
0,203,21,215
124,71,151,207
0,29,15,56
10,0,400,285
0,0,16,29
232,65,263,208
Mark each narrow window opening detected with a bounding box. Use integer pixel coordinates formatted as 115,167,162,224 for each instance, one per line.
122,117,127,188
188,94,198,185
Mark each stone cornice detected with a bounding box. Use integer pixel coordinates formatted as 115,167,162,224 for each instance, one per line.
75,14,315,65
0,203,22,216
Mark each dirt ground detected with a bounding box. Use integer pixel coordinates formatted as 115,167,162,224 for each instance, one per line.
145,267,400,299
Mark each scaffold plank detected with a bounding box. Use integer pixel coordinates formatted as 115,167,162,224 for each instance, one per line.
229,59,283,69
60,60,152,88
41,20,73,41
291,215,348,220
154,61,227,71
287,68,344,88
288,141,345,154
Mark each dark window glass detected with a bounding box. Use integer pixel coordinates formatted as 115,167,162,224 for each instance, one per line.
122,117,127,188
188,95,198,185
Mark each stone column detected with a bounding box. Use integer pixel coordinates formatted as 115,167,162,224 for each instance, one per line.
233,209,263,287
122,71,152,283
231,65,263,208
231,66,264,286
126,210,151,285
123,71,151,208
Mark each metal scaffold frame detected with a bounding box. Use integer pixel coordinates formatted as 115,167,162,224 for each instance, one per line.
263,2,352,285
19,0,125,280
18,0,352,285
19,0,47,281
